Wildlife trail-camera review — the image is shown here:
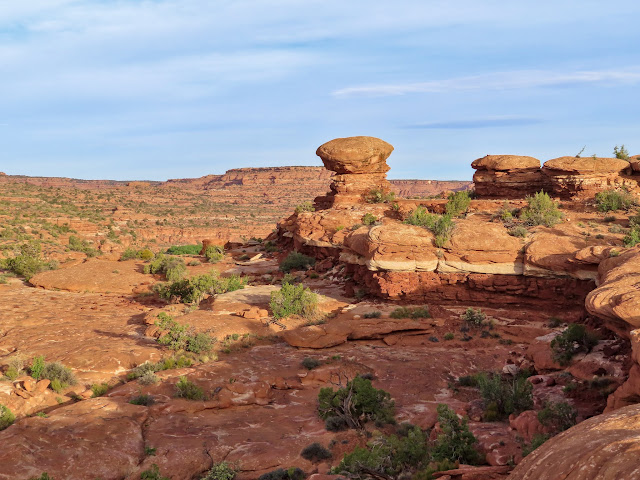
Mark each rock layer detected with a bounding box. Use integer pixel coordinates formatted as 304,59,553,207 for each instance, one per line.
472,155,548,198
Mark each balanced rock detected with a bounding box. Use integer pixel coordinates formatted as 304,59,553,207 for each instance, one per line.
314,136,394,207
472,155,547,198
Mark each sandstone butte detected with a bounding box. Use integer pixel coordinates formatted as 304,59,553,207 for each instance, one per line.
0,135,639,480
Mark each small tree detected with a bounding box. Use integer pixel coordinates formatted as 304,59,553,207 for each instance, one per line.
432,404,479,464
613,145,630,161
520,191,562,227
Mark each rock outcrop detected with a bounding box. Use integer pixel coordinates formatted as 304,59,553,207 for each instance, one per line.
542,156,634,198
509,403,640,480
314,136,394,207
472,155,548,198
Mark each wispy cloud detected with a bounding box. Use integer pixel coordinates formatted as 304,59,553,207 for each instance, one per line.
404,116,543,129
333,69,640,97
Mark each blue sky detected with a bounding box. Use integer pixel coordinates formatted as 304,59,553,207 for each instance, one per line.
1,1,639,181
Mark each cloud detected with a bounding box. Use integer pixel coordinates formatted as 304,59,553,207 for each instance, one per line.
404,116,543,129
333,69,640,97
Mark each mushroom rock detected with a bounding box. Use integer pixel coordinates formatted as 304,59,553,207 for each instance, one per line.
542,156,635,198
314,136,394,208
472,155,548,198
509,403,640,480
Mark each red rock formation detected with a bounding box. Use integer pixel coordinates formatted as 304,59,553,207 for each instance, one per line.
389,179,472,198
472,155,549,198
542,156,635,198
314,136,394,207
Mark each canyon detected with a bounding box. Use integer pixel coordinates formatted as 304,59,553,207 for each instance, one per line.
0,137,639,480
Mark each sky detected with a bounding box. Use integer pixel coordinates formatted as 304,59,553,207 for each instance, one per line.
1,1,639,181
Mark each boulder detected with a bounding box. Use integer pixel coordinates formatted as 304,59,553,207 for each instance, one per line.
472,155,548,198
316,136,393,174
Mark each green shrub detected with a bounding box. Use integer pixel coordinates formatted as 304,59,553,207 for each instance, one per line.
68,235,99,257
404,206,436,228
130,394,155,406
144,254,187,282
522,434,550,457
444,332,455,341
551,323,599,365
201,462,237,480
362,213,378,225
475,373,533,419
175,376,205,400
390,306,430,319
613,145,630,160
301,442,332,462
270,281,319,320
30,355,46,380
445,191,471,217
3,242,57,280
520,191,562,227
29,474,53,480
204,245,224,263
155,312,214,353
595,189,636,212
623,226,640,247
334,426,429,478
91,383,109,397
365,189,395,204
0,404,15,431
364,310,382,319
301,357,321,370
318,376,394,430
279,251,316,272
156,271,246,304
537,401,577,432
432,403,479,464
257,468,305,480
41,362,77,390
140,464,170,480
295,201,315,214
127,356,193,381
462,307,486,326
508,225,528,238
165,244,202,255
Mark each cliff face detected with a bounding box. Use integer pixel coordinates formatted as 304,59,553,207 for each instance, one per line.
389,179,471,198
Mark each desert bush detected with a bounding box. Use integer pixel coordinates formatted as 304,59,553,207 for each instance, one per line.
404,206,436,228
165,244,202,255
129,394,155,406
201,462,236,480
144,254,187,282
2,242,57,280
279,251,315,273
127,356,193,381
613,145,630,160
138,371,159,385
444,332,455,341
475,372,533,420
537,401,577,433
39,361,77,392
362,213,378,225
30,355,46,380
155,312,214,353
0,404,15,431
461,307,486,326
508,225,528,237
445,190,471,217
595,189,636,212
156,271,246,304
363,310,382,319
432,403,479,464
270,281,319,320
520,191,562,227
204,245,224,263
91,383,109,397
390,306,430,319
301,357,321,370
551,323,599,365
295,201,315,213
317,376,394,430
68,235,99,257
334,426,429,478
257,468,305,480
365,188,395,204
301,442,332,462
623,226,640,247
140,464,170,480
175,376,205,400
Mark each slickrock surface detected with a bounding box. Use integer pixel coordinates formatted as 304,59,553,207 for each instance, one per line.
508,403,640,480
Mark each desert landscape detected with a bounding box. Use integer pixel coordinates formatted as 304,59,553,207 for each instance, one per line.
1,135,640,480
